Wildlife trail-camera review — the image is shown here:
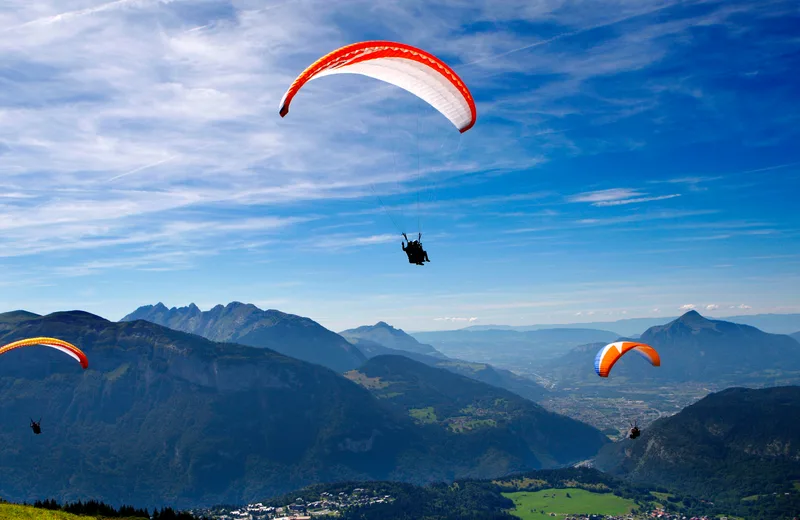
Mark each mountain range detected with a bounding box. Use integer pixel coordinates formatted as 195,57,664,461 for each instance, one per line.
121,302,366,373
125,304,549,402
339,322,547,402
0,310,605,509
594,386,800,505
455,313,800,337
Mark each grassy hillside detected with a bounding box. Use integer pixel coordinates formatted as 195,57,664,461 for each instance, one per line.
0,504,90,520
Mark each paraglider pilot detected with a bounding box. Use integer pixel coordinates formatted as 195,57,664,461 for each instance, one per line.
628,420,640,440
402,233,430,265
30,418,41,435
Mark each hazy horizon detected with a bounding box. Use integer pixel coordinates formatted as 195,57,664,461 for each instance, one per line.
4,302,799,335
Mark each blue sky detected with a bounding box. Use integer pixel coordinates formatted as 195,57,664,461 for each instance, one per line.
0,0,798,332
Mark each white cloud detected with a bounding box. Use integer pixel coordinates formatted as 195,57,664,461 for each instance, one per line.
679,304,696,311
575,209,719,227
705,304,719,310
568,188,641,203
568,188,680,206
593,194,681,206
652,308,660,312
737,304,752,309
433,317,478,322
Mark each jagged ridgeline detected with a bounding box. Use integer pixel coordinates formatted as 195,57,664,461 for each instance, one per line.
122,302,366,373
0,310,607,510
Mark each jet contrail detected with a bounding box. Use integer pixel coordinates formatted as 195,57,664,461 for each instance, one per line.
1,0,177,33
106,155,179,182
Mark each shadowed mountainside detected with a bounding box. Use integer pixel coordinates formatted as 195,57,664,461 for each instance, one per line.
346,355,608,470
594,386,800,504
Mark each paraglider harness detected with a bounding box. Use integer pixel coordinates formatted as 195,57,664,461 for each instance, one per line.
30,418,42,435
628,420,640,440
402,233,430,266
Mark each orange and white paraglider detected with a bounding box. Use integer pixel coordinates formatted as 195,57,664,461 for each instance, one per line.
594,341,660,378
0,337,88,436
0,337,88,369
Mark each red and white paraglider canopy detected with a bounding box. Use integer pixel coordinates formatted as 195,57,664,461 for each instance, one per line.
279,40,477,133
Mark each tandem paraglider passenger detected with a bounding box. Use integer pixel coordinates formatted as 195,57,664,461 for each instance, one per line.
402,233,430,265
30,418,42,435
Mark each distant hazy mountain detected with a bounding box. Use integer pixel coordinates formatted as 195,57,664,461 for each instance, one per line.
791,331,800,343
340,322,443,357
594,386,800,503
346,355,609,470
723,313,800,335
410,328,621,369
122,302,366,373
460,320,646,336
636,311,800,383
549,311,800,386
349,337,547,402
454,313,800,337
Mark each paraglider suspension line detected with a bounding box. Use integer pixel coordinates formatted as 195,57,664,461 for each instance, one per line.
370,184,404,235
416,109,421,235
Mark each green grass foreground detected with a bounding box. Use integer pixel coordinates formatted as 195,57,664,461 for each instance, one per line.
504,487,637,518
0,503,143,519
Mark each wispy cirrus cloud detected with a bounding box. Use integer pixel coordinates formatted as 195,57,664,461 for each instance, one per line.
575,209,718,226
567,188,680,206
594,194,681,206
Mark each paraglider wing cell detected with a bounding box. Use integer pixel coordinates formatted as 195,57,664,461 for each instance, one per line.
594,341,660,378
279,41,477,133
0,337,88,369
